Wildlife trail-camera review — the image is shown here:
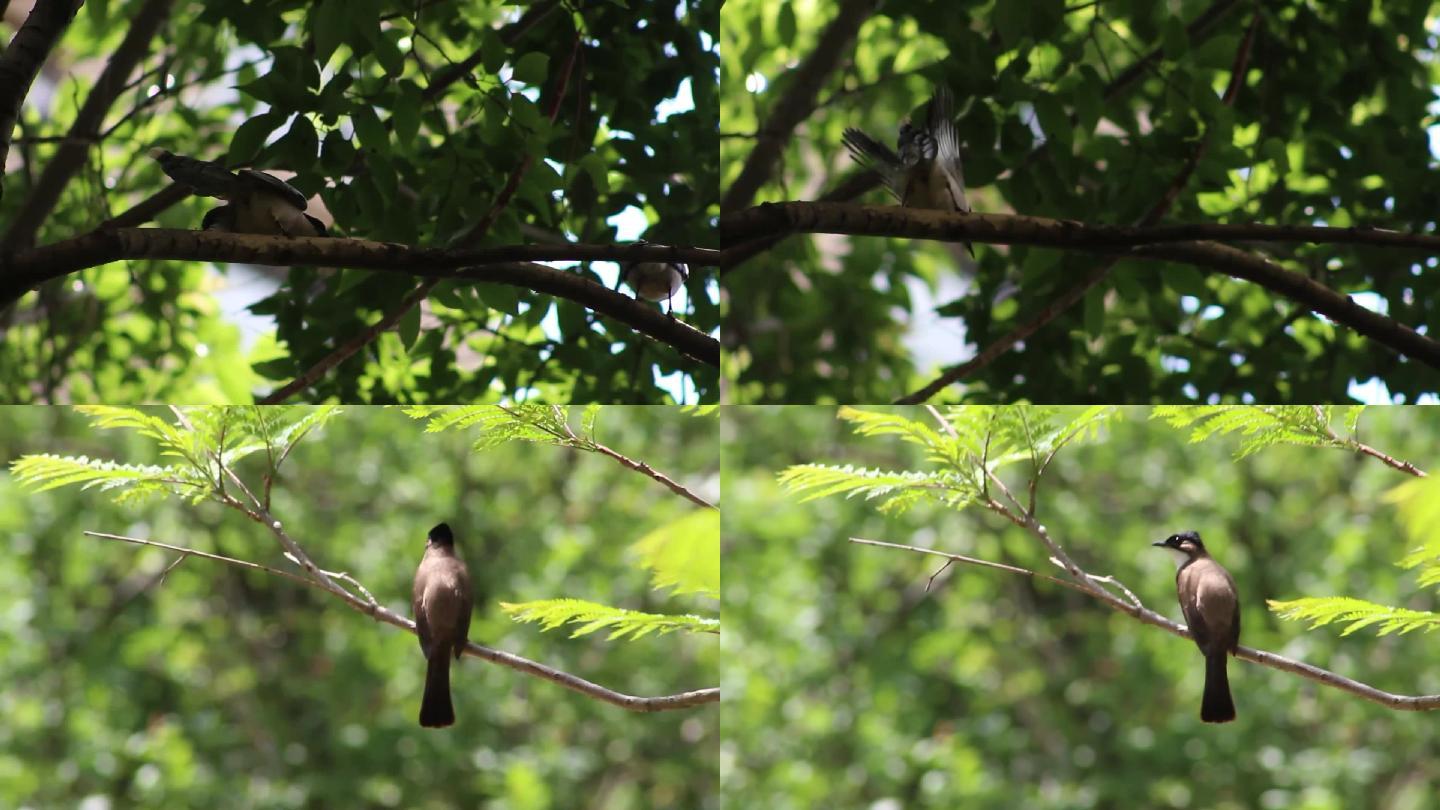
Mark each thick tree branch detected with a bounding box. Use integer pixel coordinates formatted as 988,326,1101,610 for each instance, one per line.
719,0,880,214
0,0,85,205
85,530,718,712
4,228,719,368
850,535,1440,712
720,202,1440,255
720,201,1440,371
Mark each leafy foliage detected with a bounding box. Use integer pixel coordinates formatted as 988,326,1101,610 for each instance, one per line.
8,454,202,505
632,509,721,599
2,0,719,403
10,406,338,505
1391,476,1440,587
722,0,1440,402
1271,471,1440,637
403,403,589,449
778,405,1118,514
1152,404,1359,457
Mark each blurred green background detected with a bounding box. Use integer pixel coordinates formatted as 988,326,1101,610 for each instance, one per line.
0,406,717,809
722,406,1439,809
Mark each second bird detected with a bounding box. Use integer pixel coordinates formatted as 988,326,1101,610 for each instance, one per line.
842,86,974,257
1154,530,1240,723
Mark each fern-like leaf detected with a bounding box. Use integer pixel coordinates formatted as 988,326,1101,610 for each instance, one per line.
1151,405,1342,459
10,454,205,503
501,598,719,640
403,405,574,449
777,464,974,512
632,510,719,599
1269,596,1440,636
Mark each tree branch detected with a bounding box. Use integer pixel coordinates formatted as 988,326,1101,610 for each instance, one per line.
719,202,1440,371
588,442,716,510
0,0,85,205
720,202,1440,255
4,228,719,369
85,530,717,712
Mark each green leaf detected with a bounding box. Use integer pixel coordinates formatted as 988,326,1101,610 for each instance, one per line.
392,84,421,146
500,598,718,640
229,113,286,165
631,510,720,599
1269,596,1440,637
313,0,348,66
398,301,421,350
350,105,388,151
513,52,549,85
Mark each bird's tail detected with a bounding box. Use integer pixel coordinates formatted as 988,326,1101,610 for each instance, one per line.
1201,652,1236,723
419,653,455,728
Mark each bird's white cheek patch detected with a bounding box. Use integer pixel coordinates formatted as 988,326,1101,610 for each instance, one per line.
1165,547,1189,570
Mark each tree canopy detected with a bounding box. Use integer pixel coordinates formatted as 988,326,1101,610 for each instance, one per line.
0,0,719,404
720,0,1440,403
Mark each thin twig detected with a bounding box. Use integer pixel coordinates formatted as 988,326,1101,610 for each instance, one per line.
852,537,1090,595
589,442,716,510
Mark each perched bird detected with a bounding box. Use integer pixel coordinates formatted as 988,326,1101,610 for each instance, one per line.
1153,530,1240,723
622,241,689,315
842,86,973,256
150,149,327,237
412,523,474,728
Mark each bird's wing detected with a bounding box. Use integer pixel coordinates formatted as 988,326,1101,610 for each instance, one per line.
150,149,240,199
926,87,970,213
842,127,906,202
238,169,310,210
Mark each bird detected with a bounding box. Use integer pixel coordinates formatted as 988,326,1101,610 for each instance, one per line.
149,149,327,237
622,241,689,315
1153,530,1240,723
412,522,474,728
842,86,974,257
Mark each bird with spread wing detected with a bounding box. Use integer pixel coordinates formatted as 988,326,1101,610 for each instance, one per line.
150,149,327,237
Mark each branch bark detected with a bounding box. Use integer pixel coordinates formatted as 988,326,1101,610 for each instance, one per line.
4,228,720,368
0,0,85,205
719,201,1440,371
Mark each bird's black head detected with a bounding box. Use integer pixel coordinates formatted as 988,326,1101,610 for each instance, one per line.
1153,530,1205,555
428,523,455,547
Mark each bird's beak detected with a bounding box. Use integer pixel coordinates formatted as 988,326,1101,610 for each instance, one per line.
1151,540,1167,547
